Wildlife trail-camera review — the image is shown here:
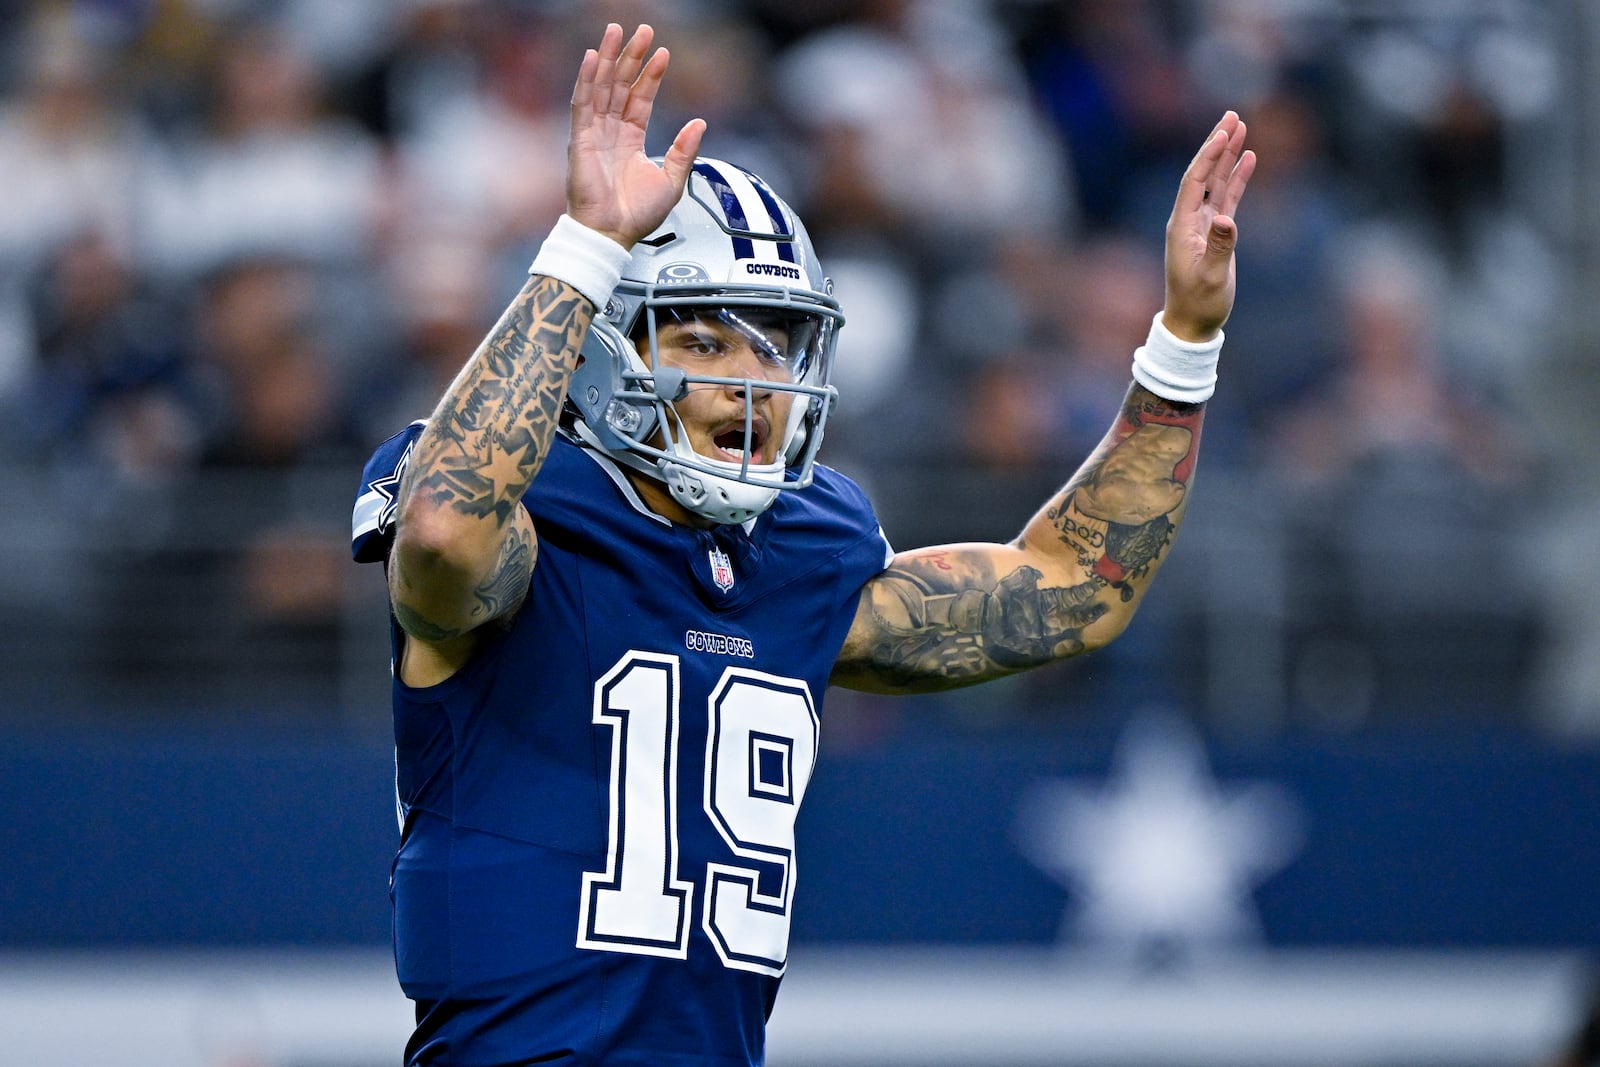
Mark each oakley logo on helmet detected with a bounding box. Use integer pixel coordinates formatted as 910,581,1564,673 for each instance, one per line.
658,263,711,285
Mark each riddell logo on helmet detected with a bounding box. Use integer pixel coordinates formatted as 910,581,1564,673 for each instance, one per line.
740,262,802,281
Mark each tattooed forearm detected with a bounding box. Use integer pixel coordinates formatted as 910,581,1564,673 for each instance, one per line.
1045,387,1202,600
387,277,590,642
840,386,1206,694
857,553,1110,690
404,277,591,526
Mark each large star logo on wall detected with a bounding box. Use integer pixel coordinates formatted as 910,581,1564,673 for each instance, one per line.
1014,710,1304,964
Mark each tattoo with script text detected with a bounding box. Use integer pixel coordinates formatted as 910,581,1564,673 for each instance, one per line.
393,276,592,638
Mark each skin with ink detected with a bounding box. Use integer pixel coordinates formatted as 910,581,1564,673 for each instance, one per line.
390,278,595,647
837,385,1205,692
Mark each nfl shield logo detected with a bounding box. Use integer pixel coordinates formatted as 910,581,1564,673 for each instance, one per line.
708,546,736,593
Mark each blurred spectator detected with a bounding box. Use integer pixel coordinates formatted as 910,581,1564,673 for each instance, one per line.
1013,0,1195,231
134,18,387,282
1268,226,1540,728
1334,8,1556,251
382,5,569,273
76,253,362,716
353,225,502,439
0,8,151,393
959,231,1166,470
1203,86,1350,466
10,228,199,483
642,9,792,190
340,0,489,144
775,0,1075,246
739,0,859,50
1269,226,1530,495
771,0,1075,474
190,256,359,468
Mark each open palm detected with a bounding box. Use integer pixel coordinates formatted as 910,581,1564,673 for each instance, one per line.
566,23,705,249
1163,111,1256,341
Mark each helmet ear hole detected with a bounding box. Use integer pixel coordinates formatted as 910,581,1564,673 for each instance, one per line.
782,392,827,465
570,320,660,449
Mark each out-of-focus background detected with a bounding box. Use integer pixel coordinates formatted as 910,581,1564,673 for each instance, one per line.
2,0,1599,1064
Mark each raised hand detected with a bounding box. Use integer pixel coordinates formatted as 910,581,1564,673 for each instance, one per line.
1162,111,1256,342
566,23,706,249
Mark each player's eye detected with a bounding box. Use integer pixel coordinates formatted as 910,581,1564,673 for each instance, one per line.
663,326,721,355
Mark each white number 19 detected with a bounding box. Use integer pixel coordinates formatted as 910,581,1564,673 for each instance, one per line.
576,652,819,976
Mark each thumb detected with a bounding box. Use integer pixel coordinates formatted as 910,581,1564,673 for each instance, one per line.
660,118,706,190
1207,215,1238,258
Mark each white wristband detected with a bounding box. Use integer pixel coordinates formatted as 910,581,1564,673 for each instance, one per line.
1130,312,1223,403
528,214,632,310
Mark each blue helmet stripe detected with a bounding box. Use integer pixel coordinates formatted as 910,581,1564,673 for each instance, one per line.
688,160,793,265
746,175,797,263
693,162,756,260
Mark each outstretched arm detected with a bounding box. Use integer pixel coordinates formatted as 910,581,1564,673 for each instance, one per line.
832,113,1254,694
387,24,703,668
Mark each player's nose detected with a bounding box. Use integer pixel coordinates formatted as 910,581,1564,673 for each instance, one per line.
720,342,781,392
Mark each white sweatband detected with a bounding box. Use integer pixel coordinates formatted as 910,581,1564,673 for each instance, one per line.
1130,312,1223,404
528,214,632,310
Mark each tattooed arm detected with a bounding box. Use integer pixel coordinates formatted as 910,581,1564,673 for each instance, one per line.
387,23,703,682
832,112,1254,695
387,279,590,648
831,386,1203,692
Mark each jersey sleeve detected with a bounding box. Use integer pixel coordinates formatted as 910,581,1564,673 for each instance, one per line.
822,463,895,581
351,419,427,564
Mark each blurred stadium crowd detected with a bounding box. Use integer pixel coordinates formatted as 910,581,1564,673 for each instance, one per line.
0,0,1593,743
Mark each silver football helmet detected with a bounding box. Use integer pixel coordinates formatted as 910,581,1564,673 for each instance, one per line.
567,159,843,525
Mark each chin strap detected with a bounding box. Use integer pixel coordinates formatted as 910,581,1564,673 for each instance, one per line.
570,420,663,481
571,418,779,525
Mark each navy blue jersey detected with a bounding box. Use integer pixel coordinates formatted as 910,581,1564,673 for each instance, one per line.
353,428,892,1066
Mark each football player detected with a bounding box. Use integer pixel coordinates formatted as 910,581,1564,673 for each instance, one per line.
352,22,1253,1066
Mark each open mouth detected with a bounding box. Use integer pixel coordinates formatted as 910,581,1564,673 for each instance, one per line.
710,418,770,464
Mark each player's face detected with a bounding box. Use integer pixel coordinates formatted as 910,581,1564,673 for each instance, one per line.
641,309,799,466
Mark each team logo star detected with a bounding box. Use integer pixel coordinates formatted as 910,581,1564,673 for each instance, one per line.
1014,710,1304,964
366,436,416,538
